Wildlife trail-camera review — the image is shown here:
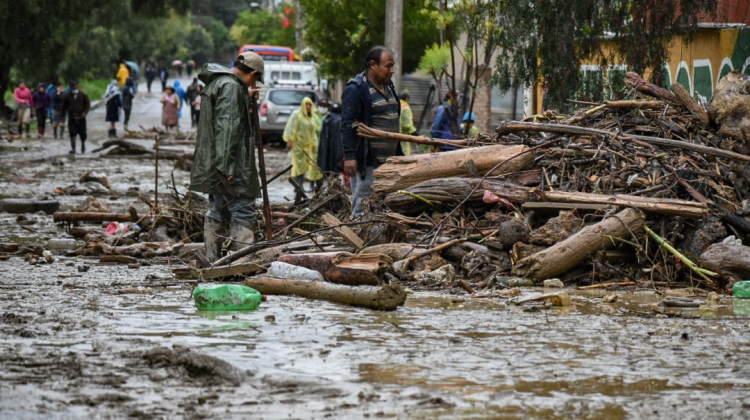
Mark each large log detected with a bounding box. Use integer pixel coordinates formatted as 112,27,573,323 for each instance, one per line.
700,241,750,286
496,121,750,162
245,276,407,311
670,83,709,125
385,177,707,217
512,209,646,281
278,252,393,286
371,144,534,193
512,208,645,280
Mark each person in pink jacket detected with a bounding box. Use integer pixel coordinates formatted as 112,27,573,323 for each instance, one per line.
14,80,33,138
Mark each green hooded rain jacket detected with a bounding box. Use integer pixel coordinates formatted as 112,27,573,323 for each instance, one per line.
189,64,260,198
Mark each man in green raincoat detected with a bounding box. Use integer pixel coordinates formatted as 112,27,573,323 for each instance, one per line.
189,51,265,262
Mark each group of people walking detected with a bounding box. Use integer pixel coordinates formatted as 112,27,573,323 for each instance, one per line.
13,79,90,154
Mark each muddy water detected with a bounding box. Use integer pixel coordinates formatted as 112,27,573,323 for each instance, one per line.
3,79,750,419
2,256,750,419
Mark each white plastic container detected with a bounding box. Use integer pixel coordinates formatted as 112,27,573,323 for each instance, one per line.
46,238,78,251
266,261,325,282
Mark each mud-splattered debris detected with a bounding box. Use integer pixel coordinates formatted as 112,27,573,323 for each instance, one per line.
141,345,249,386
543,278,564,288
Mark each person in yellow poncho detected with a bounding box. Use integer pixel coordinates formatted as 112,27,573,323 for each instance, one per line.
283,97,322,205
399,91,416,156
116,61,129,87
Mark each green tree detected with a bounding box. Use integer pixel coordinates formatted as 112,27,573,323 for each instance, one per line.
230,8,296,49
192,0,250,27
186,26,216,64
198,16,235,54
299,0,440,79
492,0,717,110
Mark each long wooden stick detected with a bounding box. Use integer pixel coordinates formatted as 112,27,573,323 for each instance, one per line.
154,134,159,209
250,94,274,240
393,238,466,272
267,164,293,185
496,121,750,162
354,122,469,148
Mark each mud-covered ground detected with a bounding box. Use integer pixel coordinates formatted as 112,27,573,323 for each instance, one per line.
2,78,750,419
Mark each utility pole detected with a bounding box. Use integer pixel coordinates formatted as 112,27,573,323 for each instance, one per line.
385,0,403,90
294,0,303,55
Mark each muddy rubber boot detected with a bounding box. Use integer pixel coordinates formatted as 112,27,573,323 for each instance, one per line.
53,126,58,139
69,136,76,154
81,140,86,154
204,218,225,263
112,128,117,139
229,221,255,252
25,124,30,138
290,175,308,206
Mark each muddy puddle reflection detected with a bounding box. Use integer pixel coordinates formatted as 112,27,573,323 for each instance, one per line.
2,258,750,419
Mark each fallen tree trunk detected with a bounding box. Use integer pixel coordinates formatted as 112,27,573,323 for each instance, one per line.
700,241,750,286
372,144,534,193
53,212,134,223
670,83,709,125
278,252,392,286
625,72,678,102
245,276,407,311
496,121,750,162
512,208,645,280
385,177,707,217
0,199,60,214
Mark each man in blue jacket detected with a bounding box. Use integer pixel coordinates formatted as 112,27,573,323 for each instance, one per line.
430,92,462,150
341,46,402,217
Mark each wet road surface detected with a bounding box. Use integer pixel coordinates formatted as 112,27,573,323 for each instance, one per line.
2,258,750,419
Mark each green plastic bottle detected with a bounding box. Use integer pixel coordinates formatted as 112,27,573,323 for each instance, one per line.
732,281,750,299
193,284,265,311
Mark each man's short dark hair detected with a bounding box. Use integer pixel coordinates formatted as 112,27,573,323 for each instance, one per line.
363,45,393,71
234,61,256,75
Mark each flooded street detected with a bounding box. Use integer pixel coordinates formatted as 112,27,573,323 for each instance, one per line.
2,79,750,419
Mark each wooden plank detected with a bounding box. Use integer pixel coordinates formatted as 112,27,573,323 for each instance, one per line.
521,202,609,211
321,212,364,249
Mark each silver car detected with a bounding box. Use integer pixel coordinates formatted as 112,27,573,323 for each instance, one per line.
259,85,321,144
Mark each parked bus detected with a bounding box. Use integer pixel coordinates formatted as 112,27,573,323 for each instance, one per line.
239,45,296,62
